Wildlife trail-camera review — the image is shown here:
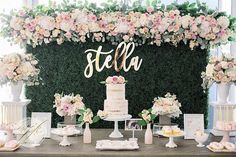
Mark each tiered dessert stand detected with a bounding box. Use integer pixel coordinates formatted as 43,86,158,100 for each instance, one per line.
104,114,132,138
0,100,31,124
210,102,236,136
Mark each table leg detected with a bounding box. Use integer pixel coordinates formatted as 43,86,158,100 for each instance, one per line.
109,121,123,138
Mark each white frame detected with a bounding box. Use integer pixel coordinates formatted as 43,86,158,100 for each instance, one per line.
184,114,204,139
125,118,142,131
31,112,52,138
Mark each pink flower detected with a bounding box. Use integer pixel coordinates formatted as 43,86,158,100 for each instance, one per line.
147,6,154,13
123,35,130,42
89,14,97,22
62,102,72,113
112,76,119,84
65,32,72,39
19,10,26,17
118,76,125,84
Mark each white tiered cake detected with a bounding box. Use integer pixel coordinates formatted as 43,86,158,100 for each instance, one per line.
103,76,128,116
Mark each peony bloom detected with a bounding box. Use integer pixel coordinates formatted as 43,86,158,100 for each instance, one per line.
116,22,129,34
217,16,230,29
38,16,55,30
181,15,191,29
10,17,24,30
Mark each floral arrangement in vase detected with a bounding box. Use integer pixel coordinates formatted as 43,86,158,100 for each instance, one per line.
0,1,235,50
100,76,127,84
138,109,157,145
0,53,40,86
53,93,85,117
78,108,108,144
152,93,182,118
201,55,236,90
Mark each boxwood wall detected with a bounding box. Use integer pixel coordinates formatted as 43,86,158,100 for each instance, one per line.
26,42,208,128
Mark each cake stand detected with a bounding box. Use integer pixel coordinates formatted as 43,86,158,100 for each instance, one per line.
156,131,184,148
51,128,81,146
104,114,132,138
216,129,236,143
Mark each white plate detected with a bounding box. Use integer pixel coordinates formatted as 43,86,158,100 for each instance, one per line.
0,144,21,152
51,128,81,136
156,130,185,137
96,140,139,150
207,145,236,152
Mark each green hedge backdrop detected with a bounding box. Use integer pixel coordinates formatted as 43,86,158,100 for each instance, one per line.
26,41,208,128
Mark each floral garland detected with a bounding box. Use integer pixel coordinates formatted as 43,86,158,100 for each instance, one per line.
0,1,235,49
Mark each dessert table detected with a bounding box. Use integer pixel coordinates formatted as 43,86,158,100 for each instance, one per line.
0,129,235,157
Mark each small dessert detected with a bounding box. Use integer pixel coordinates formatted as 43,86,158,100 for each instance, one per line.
209,142,224,150
222,142,236,151
172,126,181,135
162,126,181,135
162,126,172,135
0,140,5,148
216,121,236,131
4,140,18,148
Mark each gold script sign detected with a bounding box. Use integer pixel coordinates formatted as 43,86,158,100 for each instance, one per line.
84,42,143,78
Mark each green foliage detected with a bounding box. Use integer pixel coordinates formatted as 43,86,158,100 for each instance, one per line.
25,41,208,128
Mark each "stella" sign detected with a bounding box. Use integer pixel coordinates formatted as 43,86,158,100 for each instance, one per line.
84,42,143,78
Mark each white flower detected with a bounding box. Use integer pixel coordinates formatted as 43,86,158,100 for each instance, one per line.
10,17,23,30
38,16,55,30
221,61,229,69
116,22,129,33
97,110,108,119
89,22,99,32
52,29,60,37
181,15,191,29
217,16,230,29
205,64,214,77
60,19,74,32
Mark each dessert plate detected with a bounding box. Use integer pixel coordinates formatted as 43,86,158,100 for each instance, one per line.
96,140,139,150
156,131,184,148
207,145,236,152
0,144,21,152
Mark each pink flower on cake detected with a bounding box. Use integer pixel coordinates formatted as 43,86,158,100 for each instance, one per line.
118,76,125,84
112,76,119,84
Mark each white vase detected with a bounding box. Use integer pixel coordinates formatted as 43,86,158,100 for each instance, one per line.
145,123,153,144
10,81,23,102
83,123,91,143
217,82,231,104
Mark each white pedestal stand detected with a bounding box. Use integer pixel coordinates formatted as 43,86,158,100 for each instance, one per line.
156,131,184,148
104,115,132,138
0,100,31,124
216,129,236,143
166,137,177,148
51,128,80,146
